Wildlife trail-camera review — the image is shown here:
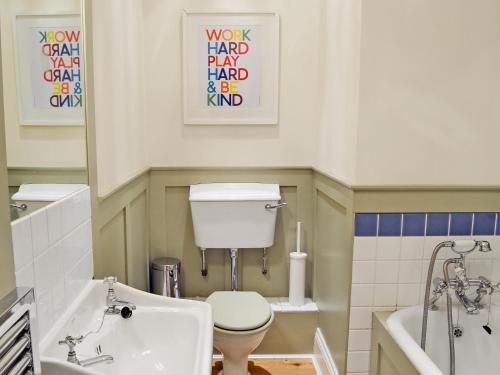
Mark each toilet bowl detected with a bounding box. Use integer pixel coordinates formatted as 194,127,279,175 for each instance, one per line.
207,291,274,375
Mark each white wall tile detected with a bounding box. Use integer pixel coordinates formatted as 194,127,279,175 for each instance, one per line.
492,236,500,259
65,250,93,307
353,237,377,260
468,260,492,279
34,248,54,295
347,351,370,373
400,236,424,260
47,200,62,245
373,284,397,306
350,284,374,307
423,236,449,259
352,261,376,284
349,307,373,329
376,237,401,260
15,262,35,288
375,261,399,283
30,209,49,257
11,186,93,343
34,242,65,296
51,281,66,319
36,290,54,339
62,220,92,273
348,329,372,351
11,216,33,271
60,188,91,236
398,260,422,283
397,284,420,307
492,260,500,280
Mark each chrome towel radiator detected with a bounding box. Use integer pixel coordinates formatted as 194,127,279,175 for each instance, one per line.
0,288,39,375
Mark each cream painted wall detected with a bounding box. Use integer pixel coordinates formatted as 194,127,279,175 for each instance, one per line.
91,0,147,196
142,0,320,168
0,0,87,168
90,0,500,193
315,0,361,185
355,0,500,185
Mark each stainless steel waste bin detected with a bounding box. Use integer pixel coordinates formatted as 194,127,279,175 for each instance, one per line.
151,257,181,298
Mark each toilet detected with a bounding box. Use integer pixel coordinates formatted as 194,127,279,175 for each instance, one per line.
189,183,283,375
207,291,274,375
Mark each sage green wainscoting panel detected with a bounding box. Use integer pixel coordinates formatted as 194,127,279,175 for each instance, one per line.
149,168,313,298
313,170,355,375
92,171,149,290
255,311,318,354
127,191,149,291
371,312,420,375
98,210,127,282
354,187,500,213
7,167,88,189
0,44,15,298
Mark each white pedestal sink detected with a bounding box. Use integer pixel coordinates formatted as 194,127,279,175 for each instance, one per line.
40,280,213,375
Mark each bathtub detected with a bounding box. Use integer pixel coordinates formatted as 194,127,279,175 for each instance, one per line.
386,305,500,375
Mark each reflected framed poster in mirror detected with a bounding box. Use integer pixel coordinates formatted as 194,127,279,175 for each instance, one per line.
182,11,279,125
15,13,84,126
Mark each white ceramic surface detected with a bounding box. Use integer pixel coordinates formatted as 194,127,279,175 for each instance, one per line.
40,280,213,375
189,183,281,249
12,184,88,201
387,304,500,375
213,316,274,375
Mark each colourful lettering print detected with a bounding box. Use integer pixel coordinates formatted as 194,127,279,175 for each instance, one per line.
205,28,251,107
39,29,83,108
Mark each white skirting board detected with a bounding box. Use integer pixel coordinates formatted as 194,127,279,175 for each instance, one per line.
313,328,339,375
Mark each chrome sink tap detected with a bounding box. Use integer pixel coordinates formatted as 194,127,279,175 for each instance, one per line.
103,276,136,315
58,335,113,367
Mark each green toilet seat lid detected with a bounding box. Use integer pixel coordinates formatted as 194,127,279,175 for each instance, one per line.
207,291,271,331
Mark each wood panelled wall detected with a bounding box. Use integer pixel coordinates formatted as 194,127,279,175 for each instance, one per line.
92,171,149,291
91,168,316,298
149,168,314,298
312,171,355,375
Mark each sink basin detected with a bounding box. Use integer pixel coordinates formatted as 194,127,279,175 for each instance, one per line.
40,281,213,375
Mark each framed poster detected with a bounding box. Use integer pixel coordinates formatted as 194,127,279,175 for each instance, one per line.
183,11,279,125
15,13,84,126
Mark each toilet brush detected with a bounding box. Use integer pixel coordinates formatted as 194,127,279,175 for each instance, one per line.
289,221,307,306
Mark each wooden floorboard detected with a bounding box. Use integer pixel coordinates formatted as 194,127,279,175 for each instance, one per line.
212,358,317,375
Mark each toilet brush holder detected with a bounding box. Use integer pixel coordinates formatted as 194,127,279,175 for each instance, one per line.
289,252,307,306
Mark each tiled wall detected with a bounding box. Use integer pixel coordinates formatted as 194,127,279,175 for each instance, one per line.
347,212,500,375
12,187,93,340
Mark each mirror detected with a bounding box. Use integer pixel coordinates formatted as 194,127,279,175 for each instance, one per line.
1,0,87,221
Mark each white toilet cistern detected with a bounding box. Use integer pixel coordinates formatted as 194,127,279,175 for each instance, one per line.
189,183,285,291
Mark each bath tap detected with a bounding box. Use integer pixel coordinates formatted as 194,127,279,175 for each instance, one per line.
104,276,136,315
422,239,493,375
429,275,498,311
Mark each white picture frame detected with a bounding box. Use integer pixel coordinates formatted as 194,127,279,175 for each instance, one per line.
15,13,84,126
182,11,279,125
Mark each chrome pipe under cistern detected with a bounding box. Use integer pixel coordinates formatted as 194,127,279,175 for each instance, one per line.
229,248,238,291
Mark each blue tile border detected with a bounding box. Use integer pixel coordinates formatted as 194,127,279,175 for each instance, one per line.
473,213,496,236
354,213,378,236
450,213,473,236
378,213,402,236
426,213,450,236
402,213,426,236
355,212,498,237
